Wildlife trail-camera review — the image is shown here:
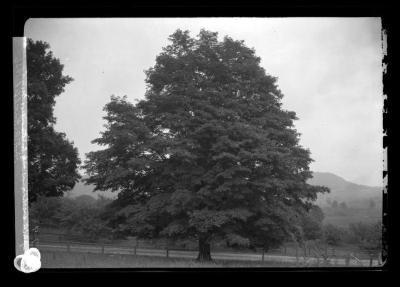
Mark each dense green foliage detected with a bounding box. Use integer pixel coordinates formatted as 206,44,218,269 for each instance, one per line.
322,223,345,246
30,195,113,241
29,196,63,228
83,29,329,260
301,205,324,241
27,39,81,203
348,221,382,253
318,220,382,256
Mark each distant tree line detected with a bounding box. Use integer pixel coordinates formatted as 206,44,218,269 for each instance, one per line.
326,198,381,210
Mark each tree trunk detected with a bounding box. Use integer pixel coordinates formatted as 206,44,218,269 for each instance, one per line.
197,235,212,262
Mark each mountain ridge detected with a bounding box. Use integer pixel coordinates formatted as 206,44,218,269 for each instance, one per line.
308,172,382,207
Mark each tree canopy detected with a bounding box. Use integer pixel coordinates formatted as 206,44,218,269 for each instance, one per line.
301,205,324,241
84,29,329,261
27,39,81,203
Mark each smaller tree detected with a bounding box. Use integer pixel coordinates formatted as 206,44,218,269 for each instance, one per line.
349,221,382,255
322,224,344,246
29,196,63,229
27,39,81,203
300,205,324,241
58,197,113,242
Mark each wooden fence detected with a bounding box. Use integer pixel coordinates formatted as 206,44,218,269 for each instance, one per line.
30,232,381,267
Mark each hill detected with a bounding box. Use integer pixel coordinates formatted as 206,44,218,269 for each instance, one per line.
308,172,382,227
65,179,117,199
308,172,382,207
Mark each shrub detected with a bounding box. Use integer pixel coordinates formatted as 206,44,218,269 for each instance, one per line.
30,195,114,242
29,196,63,229
322,224,345,246
348,220,382,254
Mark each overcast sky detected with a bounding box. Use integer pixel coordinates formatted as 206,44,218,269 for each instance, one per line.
24,18,384,187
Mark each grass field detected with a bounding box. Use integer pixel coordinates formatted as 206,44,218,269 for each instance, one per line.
41,250,320,268
36,227,370,255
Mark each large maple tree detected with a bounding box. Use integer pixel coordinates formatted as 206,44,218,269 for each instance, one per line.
84,30,328,261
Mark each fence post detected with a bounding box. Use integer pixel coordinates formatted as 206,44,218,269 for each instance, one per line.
67,243,70,252
166,247,169,258
296,246,298,264
102,244,105,254
369,256,373,267
262,249,265,262
33,226,39,248
345,254,350,266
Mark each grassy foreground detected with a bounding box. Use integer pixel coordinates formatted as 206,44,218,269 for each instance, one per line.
40,251,303,268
